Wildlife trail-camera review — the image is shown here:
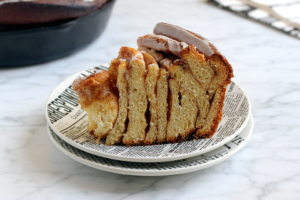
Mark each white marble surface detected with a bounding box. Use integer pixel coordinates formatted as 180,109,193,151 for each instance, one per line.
1,0,300,199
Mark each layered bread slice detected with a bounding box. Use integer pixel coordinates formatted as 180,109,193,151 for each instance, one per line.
166,79,181,143
73,22,234,145
179,85,198,140
160,58,209,129
138,22,234,139
167,79,198,143
156,68,169,144
72,70,119,140
118,47,148,146
142,51,160,145
106,59,129,145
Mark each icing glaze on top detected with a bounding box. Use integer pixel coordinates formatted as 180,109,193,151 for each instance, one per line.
72,69,104,88
131,51,143,62
137,34,188,58
138,47,165,62
154,22,215,57
119,59,127,62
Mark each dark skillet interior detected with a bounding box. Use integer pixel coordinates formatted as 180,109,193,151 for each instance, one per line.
0,0,116,68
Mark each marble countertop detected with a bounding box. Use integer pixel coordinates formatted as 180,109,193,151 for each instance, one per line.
1,0,300,199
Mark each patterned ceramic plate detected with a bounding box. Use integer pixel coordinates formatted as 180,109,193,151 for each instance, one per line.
45,64,251,162
48,114,253,176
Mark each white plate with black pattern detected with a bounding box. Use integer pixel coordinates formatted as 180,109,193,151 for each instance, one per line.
48,114,253,176
45,64,251,162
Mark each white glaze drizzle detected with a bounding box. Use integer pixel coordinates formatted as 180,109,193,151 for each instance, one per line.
138,47,165,62
159,58,173,70
119,59,127,62
72,70,104,88
131,51,143,62
137,34,188,58
154,22,215,56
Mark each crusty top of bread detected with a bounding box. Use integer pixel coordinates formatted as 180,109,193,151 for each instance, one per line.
73,70,117,108
118,46,145,66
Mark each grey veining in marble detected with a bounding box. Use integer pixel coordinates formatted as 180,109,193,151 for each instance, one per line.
1,0,300,199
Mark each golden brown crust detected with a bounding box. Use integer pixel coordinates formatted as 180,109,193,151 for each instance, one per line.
160,58,209,129
108,58,120,88
179,86,198,140
208,53,234,88
72,70,118,109
118,46,144,63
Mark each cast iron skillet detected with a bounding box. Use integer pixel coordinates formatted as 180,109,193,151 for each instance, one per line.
0,0,116,68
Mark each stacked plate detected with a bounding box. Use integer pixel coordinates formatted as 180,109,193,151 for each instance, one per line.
45,64,253,176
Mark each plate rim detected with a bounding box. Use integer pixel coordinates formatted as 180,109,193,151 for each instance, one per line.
47,114,254,176
45,65,252,163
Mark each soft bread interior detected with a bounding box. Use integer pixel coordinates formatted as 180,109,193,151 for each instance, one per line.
166,79,198,142
106,59,129,145
180,48,232,138
84,101,117,139
160,58,209,129
181,46,215,93
166,79,182,143
156,69,169,144
142,51,159,145
118,47,148,146
196,87,226,138
179,85,198,140
72,71,119,140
